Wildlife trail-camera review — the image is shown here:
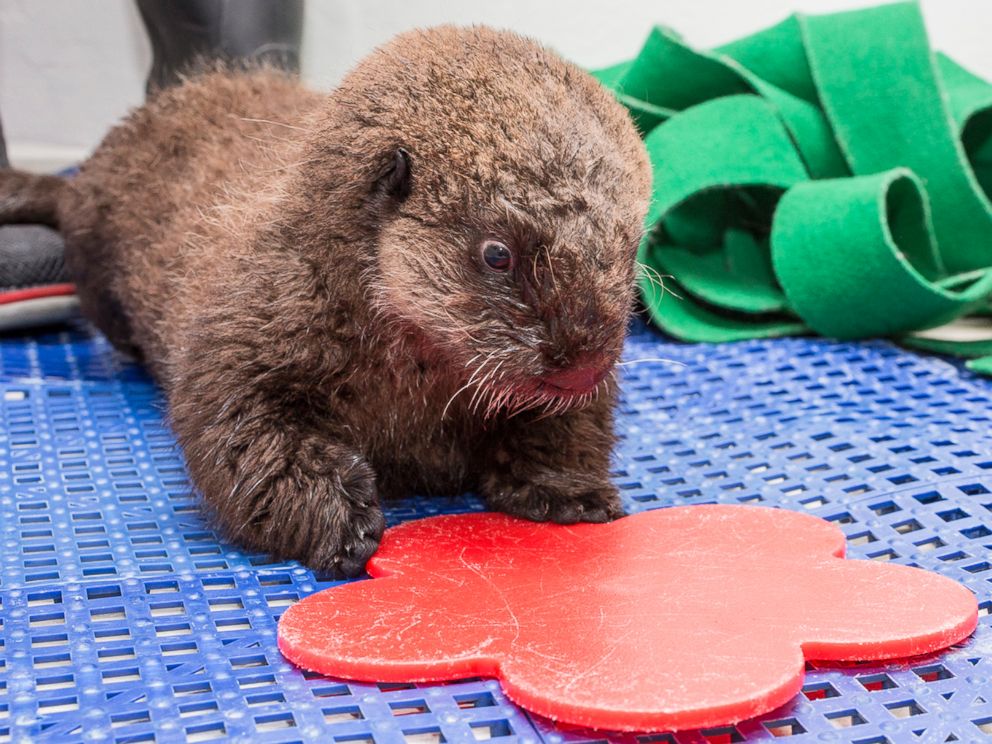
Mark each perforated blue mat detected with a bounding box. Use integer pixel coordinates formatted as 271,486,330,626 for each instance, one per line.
2,317,991,744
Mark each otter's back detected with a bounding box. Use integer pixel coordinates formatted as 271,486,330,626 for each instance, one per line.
60,70,323,371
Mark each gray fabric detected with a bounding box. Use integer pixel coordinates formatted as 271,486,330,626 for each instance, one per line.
0,224,69,288
0,112,70,294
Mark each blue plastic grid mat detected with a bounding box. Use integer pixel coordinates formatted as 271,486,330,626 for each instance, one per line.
2,317,992,744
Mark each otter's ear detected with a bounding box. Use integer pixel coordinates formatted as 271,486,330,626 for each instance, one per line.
373,148,411,203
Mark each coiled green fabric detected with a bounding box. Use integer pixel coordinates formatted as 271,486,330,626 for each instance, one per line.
595,1,992,373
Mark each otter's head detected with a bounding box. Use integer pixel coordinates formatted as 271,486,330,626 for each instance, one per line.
318,26,651,415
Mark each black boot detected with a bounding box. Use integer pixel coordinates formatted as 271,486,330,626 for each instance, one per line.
136,0,304,93
0,115,77,332
0,1,305,332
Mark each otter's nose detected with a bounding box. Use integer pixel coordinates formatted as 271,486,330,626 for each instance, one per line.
541,360,611,393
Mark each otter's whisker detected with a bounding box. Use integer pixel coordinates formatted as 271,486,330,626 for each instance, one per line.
469,383,488,416
236,115,312,132
485,386,505,419
636,261,682,301
617,357,687,368
485,360,505,389
544,244,560,298
441,378,477,420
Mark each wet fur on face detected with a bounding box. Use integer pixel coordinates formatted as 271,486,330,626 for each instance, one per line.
8,26,652,575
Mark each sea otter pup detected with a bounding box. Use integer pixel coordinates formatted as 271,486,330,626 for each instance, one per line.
0,26,652,575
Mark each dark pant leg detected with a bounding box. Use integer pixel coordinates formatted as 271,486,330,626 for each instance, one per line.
136,0,304,93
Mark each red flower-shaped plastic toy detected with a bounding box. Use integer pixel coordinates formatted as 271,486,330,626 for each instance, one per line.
278,505,977,732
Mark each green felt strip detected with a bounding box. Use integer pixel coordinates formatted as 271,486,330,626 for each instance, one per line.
939,56,992,203
799,2,992,275
748,79,849,179
967,356,992,375
938,54,992,134
772,170,992,338
618,95,675,136
591,63,676,135
716,17,848,177
607,25,847,175
638,96,806,324
591,60,630,90
639,261,807,343
594,0,992,376
641,96,807,229
903,335,992,359
716,16,818,104
657,226,788,315
612,27,750,116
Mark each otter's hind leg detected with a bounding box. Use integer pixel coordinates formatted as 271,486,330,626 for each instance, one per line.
59,183,143,358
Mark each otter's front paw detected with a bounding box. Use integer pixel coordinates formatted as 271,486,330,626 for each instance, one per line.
308,495,386,578
294,453,386,578
230,445,386,578
484,479,624,524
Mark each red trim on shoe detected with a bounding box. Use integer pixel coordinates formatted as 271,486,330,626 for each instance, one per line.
0,283,77,305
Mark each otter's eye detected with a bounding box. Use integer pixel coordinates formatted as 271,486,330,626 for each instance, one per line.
480,240,513,273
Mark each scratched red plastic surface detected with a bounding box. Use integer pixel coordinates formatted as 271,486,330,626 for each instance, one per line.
277,506,978,732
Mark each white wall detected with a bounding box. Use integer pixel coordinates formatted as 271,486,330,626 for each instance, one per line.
2,0,991,170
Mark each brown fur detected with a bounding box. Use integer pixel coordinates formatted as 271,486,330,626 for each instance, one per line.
1,26,651,575
0,170,64,225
